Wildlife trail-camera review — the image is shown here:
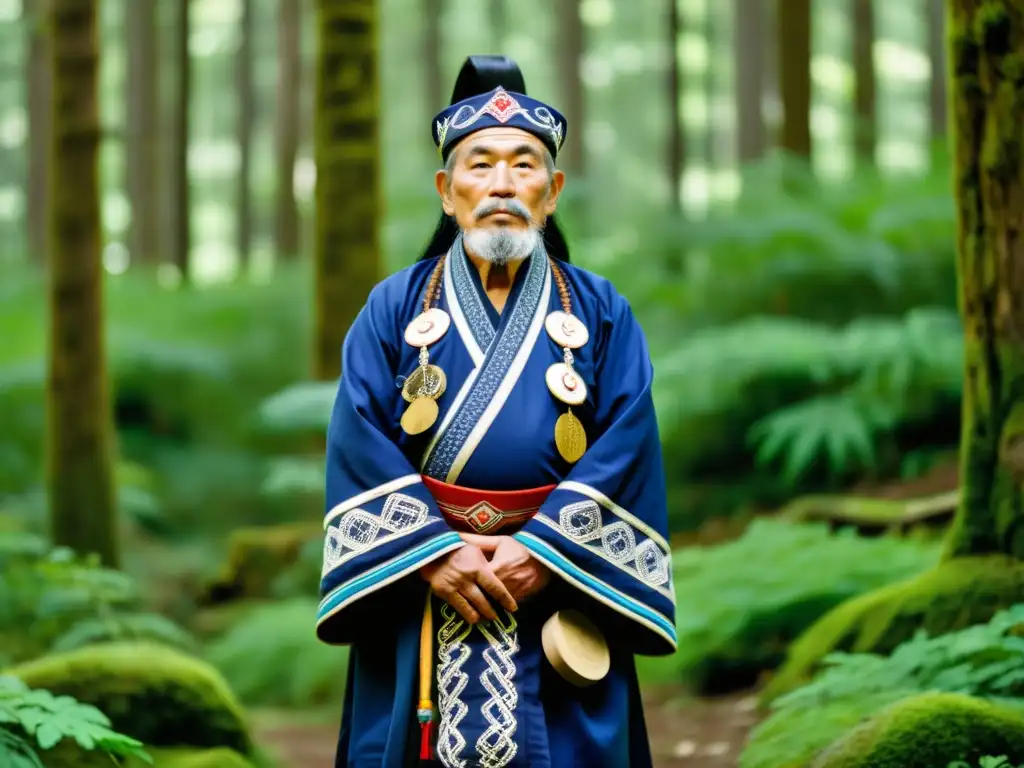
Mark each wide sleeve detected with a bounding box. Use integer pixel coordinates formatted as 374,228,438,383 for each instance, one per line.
512,294,677,656
316,286,463,645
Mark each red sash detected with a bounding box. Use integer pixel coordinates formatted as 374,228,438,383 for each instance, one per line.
421,475,555,535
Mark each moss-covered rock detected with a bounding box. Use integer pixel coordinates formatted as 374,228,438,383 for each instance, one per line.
810,692,1024,767
762,556,1024,703
200,521,320,605
7,641,253,754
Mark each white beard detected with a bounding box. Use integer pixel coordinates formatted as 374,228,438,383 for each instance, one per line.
462,226,542,266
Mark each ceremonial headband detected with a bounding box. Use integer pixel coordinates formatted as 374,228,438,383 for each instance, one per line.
432,86,567,162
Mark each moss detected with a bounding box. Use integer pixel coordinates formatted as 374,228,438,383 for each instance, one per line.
811,692,1024,767
778,491,957,533
7,641,253,754
761,556,1024,703
200,521,319,605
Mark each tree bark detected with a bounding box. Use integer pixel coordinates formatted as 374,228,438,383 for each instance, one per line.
313,0,382,381
275,0,302,261
25,0,51,263
733,0,765,163
928,0,949,144
236,0,254,271
125,0,160,266
666,0,684,210
851,0,877,164
47,0,118,568
555,0,585,180
776,0,811,158
944,0,1024,560
169,0,191,282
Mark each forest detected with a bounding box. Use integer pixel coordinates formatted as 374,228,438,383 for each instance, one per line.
2,0,1024,766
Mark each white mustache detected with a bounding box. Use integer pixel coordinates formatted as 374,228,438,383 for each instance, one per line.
474,200,532,222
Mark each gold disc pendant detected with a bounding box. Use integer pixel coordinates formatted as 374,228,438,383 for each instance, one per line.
402,364,447,403
555,410,587,463
401,396,439,435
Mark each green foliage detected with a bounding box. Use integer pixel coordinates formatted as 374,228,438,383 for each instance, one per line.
0,531,197,665
742,606,1024,768
204,598,348,708
775,604,1024,710
951,759,1024,768
635,519,940,692
0,675,150,767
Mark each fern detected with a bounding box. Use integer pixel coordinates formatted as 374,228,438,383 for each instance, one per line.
0,675,151,764
772,603,1024,712
50,612,197,654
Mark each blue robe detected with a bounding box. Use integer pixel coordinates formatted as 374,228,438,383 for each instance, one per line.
317,240,677,767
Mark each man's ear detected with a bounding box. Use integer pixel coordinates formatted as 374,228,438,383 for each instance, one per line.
544,170,566,215
435,169,455,216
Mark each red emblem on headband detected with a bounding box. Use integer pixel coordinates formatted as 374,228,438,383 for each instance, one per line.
484,89,521,123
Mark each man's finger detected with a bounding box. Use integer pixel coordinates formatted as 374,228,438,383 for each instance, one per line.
461,583,497,622
460,533,501,552
476,566,518,613
447,592,480,625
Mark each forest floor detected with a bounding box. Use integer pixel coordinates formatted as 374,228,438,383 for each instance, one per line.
252,686,761,768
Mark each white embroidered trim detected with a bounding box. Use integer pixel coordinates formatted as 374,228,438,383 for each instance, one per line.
321,492,430,577
476,612,519,767
545,499,672,595
323,474,421,528
436,604,472,768
558,480,671,552
514,531,678,650
435,608,521,768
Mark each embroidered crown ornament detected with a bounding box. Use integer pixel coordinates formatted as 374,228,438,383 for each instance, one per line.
432,86,567,160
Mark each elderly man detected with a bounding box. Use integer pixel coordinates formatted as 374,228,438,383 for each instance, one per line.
317,55,676,768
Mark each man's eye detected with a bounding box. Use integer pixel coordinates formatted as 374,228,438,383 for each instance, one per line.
472,162,490,169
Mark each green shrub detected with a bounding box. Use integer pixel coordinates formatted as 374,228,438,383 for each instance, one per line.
635,519,940,692
742,605,1024,768
204,598,348,708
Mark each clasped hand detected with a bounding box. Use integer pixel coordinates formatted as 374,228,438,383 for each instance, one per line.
419,534,550,625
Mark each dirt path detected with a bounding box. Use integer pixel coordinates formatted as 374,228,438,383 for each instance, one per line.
253,688,760,767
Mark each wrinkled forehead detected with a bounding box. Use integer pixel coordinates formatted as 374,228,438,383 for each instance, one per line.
450,127,548,161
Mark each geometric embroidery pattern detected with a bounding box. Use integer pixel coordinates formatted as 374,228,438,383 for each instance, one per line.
554,499,670,588
321,492,430,577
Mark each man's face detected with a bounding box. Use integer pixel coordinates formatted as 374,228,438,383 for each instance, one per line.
436,128,565,254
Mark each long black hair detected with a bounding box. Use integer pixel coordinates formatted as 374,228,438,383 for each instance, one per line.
417,55,571,263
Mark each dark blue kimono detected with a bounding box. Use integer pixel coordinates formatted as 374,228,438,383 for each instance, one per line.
317,239,677,767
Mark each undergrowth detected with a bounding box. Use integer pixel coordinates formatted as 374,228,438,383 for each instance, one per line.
637,518,941,692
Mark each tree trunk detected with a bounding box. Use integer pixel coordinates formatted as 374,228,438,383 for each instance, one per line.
47,0,118,568
313,0,382,381
666,0,684,211
423,0,443,114
125,0,160,267
851,0,877,164
702,0,716,165
25,0,51,263
733,0,765,164
169,0,191,282
776,0,811,158
943,0,1024,561
275,0,302,261
927,0,949,144
555,0,585,180
236,0,253,271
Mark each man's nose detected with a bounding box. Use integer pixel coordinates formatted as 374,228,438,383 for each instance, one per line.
489,163,515,198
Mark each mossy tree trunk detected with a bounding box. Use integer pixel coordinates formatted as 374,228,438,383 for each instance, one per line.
47,0,118,568
313,0,382,381
851,0,876,164
275,0,302,261
944,0,1024,561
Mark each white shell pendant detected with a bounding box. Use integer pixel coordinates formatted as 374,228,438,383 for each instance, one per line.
404,308,451,347
546,363,588,406
545,311,589,349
